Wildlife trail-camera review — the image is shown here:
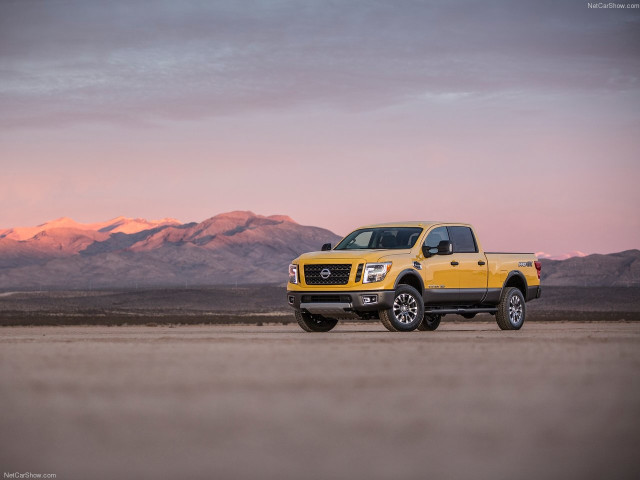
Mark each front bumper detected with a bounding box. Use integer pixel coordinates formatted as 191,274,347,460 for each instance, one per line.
286,290,395,314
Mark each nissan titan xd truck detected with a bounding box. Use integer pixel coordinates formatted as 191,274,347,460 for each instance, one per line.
287,222,541,332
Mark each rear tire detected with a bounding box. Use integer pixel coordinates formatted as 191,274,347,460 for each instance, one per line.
417,313,441,331
380,285,424,332
295,310,338,332
495,287,526,330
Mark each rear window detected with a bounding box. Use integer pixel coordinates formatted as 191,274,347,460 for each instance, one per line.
448,226,477,253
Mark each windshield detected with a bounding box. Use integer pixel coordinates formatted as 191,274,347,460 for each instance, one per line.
334,227,423,250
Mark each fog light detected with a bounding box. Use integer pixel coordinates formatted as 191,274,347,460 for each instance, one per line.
362,295,378,304
288,296,295,305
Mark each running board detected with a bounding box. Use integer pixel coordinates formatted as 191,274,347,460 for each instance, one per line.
424,307,498,315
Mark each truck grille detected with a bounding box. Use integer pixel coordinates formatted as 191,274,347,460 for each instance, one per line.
303,264,352,285
354,263,364,282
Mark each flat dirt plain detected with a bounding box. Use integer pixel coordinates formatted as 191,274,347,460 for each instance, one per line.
1,286,639,325
1,322,639,480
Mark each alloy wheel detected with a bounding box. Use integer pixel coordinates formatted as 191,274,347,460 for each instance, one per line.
509,294,523,325
393,293,419,324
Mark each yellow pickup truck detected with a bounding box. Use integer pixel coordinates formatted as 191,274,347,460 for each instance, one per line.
287,222,541,332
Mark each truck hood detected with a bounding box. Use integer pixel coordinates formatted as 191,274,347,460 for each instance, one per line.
294,249,412,263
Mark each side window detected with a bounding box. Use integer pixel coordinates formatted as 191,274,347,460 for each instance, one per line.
423,226,449,255
448,226,477,253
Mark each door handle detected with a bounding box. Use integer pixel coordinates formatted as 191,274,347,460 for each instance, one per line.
478,260,486,266
451,261,459,266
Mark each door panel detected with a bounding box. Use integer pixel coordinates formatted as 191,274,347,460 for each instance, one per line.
456,253,488,303
446,226,487,304
421,226,458,304
422,255,459,304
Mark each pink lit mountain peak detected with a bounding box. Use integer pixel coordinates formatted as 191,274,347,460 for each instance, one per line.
0,216,181,241
535,250,588,261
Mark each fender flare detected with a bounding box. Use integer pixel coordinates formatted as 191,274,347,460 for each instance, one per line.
501,270,528,297
394,269,425,293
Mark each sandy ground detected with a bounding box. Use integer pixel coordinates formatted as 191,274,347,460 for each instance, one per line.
1,322,639,480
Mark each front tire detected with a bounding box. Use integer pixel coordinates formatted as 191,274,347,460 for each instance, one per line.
295,310,338,332
495,287,526,330
380,285,424,332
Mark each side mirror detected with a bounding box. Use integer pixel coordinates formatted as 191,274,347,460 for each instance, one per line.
437,240,453,255
321,243,332,251
422,240,453,258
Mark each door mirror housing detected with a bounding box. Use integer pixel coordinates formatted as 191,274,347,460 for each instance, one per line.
437,240,453,255
321,243,332,251
422,240,453,258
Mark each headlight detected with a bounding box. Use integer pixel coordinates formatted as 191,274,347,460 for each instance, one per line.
288,264,298,284
362,262,392,283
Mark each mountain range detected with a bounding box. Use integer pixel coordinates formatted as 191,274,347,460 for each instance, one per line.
0,212,638,289
539,250,640,287
0,211,340,288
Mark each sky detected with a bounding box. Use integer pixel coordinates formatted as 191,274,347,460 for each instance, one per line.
1,0,639,256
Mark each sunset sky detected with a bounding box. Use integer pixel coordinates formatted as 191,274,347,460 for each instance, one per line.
1,0,639,256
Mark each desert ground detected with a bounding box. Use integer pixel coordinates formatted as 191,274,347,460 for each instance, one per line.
1,286,639,325
1,321,639,480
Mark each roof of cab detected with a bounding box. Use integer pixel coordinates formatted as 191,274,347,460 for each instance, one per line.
355,221,473,229
357,221,440,229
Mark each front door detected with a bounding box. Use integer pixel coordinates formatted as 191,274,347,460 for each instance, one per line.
421,226,459,304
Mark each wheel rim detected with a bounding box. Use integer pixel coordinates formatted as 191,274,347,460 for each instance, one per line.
393,293,418,324
508,294,523,325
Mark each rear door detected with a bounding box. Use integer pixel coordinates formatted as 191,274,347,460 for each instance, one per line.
448,226,487,304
